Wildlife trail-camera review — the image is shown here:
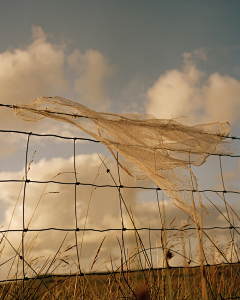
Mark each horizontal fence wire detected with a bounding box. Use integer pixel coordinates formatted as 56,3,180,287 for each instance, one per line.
0,226,239,233
0,103,240,299
0,128,240,155
0,179,239,194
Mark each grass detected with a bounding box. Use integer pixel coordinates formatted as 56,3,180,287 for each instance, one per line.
1,263,240,299
0,156,240,299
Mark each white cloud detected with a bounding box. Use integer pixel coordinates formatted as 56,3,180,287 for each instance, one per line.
203,73,240,123
0,25,114,118
0,26,69,109
0,25,72,153
146,49,240,125
0,26,114,158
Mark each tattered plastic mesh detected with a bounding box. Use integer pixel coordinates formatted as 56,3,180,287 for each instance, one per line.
13,96,232,217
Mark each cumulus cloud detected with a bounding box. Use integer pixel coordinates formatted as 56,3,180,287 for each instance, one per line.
0,26,70,157
0,26,114,116
0,26,114,158
0,26,69,113
203,73,240,124
146,49,240,125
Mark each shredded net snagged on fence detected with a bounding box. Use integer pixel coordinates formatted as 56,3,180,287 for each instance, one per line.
12,96,233,217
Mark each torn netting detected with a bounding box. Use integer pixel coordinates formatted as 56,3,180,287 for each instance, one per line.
13,96,232,217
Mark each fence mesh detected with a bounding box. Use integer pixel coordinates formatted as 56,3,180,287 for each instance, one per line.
0,103,240,298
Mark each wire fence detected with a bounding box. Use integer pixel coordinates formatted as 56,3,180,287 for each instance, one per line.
0,111,240,295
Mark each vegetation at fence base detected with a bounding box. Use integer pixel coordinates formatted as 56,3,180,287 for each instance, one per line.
1,263,240,299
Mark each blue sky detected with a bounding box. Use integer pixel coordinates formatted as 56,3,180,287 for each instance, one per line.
0,1,240,274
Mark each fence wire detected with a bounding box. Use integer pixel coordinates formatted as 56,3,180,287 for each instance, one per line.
0,119,240,289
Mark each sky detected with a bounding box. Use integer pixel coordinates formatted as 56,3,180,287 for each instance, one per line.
0,0,240,278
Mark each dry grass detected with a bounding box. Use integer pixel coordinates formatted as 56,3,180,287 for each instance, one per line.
1,263,240,299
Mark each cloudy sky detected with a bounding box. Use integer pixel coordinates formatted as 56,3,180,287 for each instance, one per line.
0,1,240,278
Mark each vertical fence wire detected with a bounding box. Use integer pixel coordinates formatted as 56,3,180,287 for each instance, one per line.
73,138,81,276
22,132,31,286
116,152,127,272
